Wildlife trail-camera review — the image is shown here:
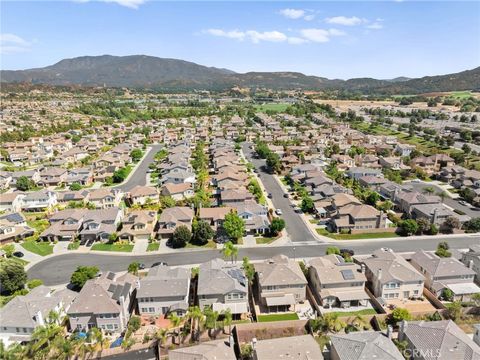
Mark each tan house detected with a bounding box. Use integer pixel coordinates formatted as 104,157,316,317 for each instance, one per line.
199,207,233,230
119,210,157,241
127,185,159,206
160,183,194,201
332,204,387,233
89,188,123,209
157,206,194,238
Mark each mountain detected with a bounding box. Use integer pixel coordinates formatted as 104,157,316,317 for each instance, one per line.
1,55,479,94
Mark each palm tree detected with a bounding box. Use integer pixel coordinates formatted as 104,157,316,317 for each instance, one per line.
423,186,435,195
155,328,171,358
310,313,345,334
187,306,204,343
89,327,110,355
52,336,76,360
221,241,238,264
438,191,448,202
203,307,220,339
351,315,369,331
168,313,182,345
222,309,233,334
28,323,63,357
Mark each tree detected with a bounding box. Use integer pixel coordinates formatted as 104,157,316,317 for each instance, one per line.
222,309,233,334
416,218,431,235
399,219,419,236
464,217,480,233
191,219,214,246
266,153,281,174
390,308,411,325
128,262,140,275
0,259,27,294
221,241,238,264
203,307,220,339
160,196,176,208
269,218,285,236
69,182,82,191
16,176,35,191
186,306,204,343
171,225,191,248
441,288,454,301
326,246,340,255
446,301,463,320
27,279,43,290
310,313,346,334
428,223,439,235
459,187,476,203
1,244,15,258
301,196,315,213
443,216,460,233
70,266,99,290
435,241,451,258
366,192,380,206
130,148,143,162
242,257,255,282
223,211,245,242
168,313,182,345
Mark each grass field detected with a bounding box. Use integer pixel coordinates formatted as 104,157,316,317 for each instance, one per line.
255,236,279,245
147,242,160,252
254,103,290,113
91,243,134,252
450,91,474,99
330,309,377,317
316,228,400,240
257,313,299,322
21,240,54,256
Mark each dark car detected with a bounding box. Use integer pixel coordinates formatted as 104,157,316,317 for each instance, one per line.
283,193,289,198
139,263,146,270
268,193,273,199
13,251,24,258
152,261,168,267
340,248,355,257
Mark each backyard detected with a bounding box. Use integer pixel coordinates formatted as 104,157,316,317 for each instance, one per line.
257,313,299,322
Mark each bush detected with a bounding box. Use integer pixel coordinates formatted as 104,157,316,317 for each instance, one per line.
269,218,285,236
0,259,27,294
70,266,99,289
191,219,214,246
27,279,43,289
389,308,411,325
171,225,191,248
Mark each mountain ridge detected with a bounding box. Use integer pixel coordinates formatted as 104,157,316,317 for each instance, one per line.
1,55,479,94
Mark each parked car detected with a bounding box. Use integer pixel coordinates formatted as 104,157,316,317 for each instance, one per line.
275,209,283,215
294,207,302,213
139,263,146,270
152,261,168,267
13,251,24,258
459,200,469,206
283,193,289,198
267,193,273,199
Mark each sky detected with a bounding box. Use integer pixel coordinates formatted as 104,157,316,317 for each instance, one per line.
1,1,479,79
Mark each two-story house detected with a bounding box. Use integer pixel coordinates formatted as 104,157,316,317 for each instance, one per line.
20,190,57,212
88,188,123,209
157,206,194,238
118,210,156,242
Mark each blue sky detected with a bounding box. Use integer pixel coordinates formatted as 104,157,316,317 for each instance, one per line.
1,1,479,79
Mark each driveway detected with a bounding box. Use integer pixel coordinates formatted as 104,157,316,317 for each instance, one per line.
242,143,321,243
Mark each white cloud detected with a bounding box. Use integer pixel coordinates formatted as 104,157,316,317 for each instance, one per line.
74,0,146,9
325,16,367,26
204,29,304,44
204,29,245,41
245,30,287,43
279,8,305,19
303,14,315,21
366,23,384,30
0,33,31,54
288,37,308,45
300,28,345,43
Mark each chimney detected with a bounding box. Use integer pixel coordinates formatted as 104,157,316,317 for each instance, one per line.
387,325,393,339
377,269,382,281
399,321,408,340
469,260,474,269
433,208,438,225
35,311,45,326
361,264,366,274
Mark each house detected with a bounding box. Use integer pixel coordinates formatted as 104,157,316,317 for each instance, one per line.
308,255,369,308
232,201,270,235
461,245,480,283
118,210,156,242
398,320,480,360
379,157,407,170
330,331,403,360
160,169,196,185
21,190,57,212
65,168,94,186
254,255,308,312
332,204,387,233
345,167,382,180
410,250,479,301
0,286,77,346
199,207,233,230
198,259,249,316
89,188,123,209
0,172,12,189
38,167,68,187
410,203,461,227
220,189,254,205
127,185,159,206
395,143,415,157
160,183,194,201
253,335,324,360
0,212,34,244
40,209,88,242
358,175,388,191
68,272,137,334
56,190,90,205
168,339,236,360
0,192,25,212
79,207,123,243
394,191,440,215
137,265,190,316
361,248,424,302
157,206,194,238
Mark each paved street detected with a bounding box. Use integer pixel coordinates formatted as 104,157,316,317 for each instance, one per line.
116,144,163,192
27,234,480,286
242,142,320,243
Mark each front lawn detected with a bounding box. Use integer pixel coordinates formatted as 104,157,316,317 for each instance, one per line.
185,240,217,249
147,242,160,252
256,235,279,245
68,241,80,250
329,309,377,317
316,228,400,240
91,243,134,252
257,313,299,322
21,240,54,256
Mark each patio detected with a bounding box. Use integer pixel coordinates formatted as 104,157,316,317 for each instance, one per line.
384,298,437,313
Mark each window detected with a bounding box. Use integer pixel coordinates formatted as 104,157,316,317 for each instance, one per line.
149,307,155,313
107,324,113,330
141,308,148,313
413,290,419,295
114,324,119,330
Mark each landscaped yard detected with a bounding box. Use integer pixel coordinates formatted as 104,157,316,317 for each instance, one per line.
91,243,134,252
67,241,80,250
147,242,160,252
257,313,299,322
328,309,377,317
256,236,279,245
254,103,290,113
185,240,217,249
21,240,54,256
316,228,400,240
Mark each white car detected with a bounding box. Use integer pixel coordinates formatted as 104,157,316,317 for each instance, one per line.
275,209,283,215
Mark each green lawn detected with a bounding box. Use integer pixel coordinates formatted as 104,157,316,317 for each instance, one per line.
316,228,400,240
21,240,54,256
147,242,160,252
256,236,279,245
254,103,290,113
329,309,377,317
185,240,217,249
91,243,134,252
257,313,299,322
450,91,474,99
67,241,80,250
26,218,49,233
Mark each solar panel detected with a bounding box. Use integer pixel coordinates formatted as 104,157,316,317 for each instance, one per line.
341,269,355,280
228,268,246,287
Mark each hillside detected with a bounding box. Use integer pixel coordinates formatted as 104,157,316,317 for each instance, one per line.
1,55,479,94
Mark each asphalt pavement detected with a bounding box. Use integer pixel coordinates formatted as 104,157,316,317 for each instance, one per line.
242,142,319,243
